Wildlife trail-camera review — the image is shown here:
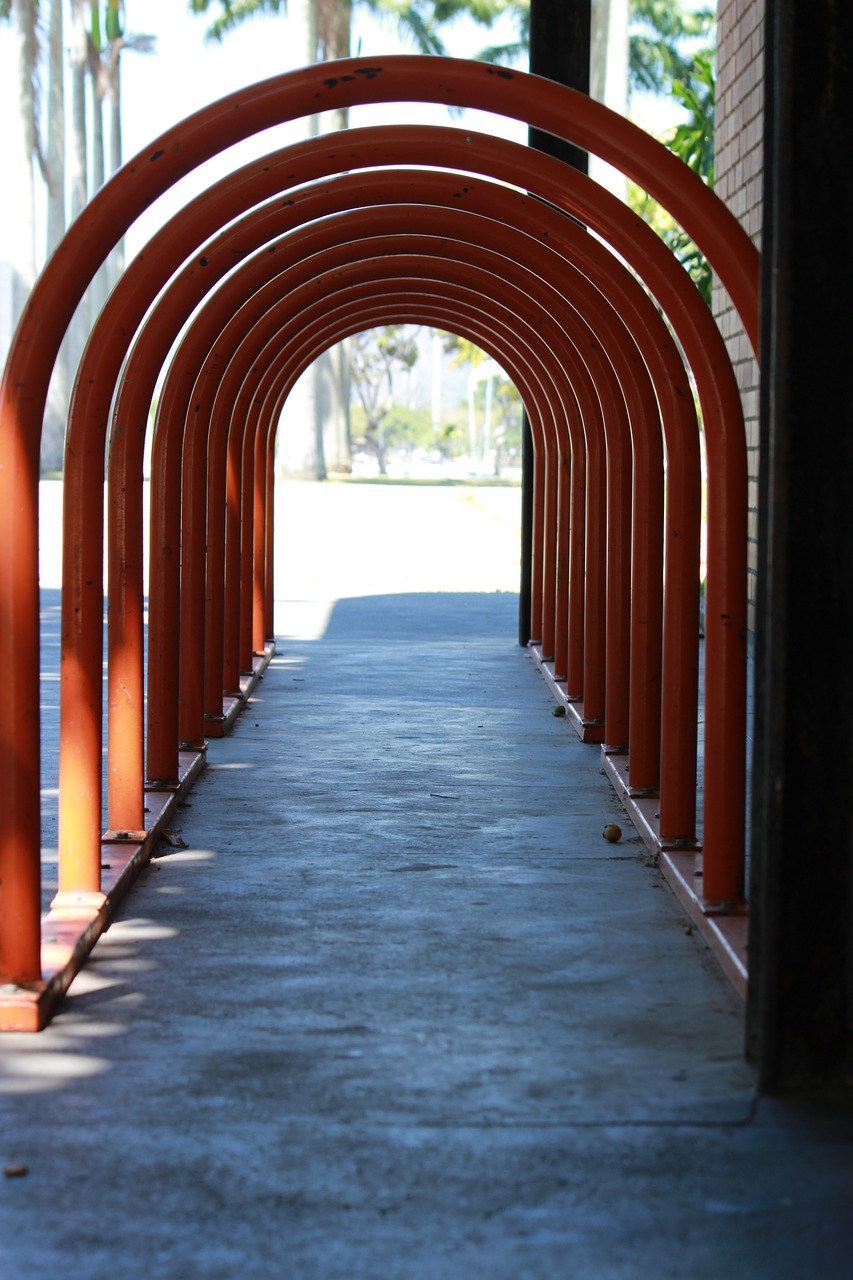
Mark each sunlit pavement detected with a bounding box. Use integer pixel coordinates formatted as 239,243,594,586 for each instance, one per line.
2,482,851,1279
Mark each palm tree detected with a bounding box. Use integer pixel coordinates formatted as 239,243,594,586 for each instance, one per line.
472,0,715,96
1,1,72,468
1,2,155,467
3,0,42,315
190,0,510,58
86,2,155,288
628,0,714,98
478,1,718,301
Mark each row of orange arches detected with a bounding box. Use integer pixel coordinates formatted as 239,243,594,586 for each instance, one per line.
0,57,758,1027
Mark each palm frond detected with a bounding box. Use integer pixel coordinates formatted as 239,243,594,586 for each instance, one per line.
189,0,287,45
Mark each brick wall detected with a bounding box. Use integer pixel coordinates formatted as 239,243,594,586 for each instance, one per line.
713,0,764,633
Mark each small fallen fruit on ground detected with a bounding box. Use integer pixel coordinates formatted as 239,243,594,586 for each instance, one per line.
602,823,622,843
4,1164,28,1178
552,705,566,717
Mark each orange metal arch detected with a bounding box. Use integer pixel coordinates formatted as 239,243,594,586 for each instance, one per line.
61,129,737,911
169,252,591,711
133,180,693,792
170,279,565,732
73,189,701,911
0,58,758,1007
111,186,676,798
166,213,660,742
166,192,737,901
58,154,671,880
133,185,660,737
117,230,596,757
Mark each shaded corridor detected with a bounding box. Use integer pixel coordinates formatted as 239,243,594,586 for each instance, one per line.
2,589,851,1278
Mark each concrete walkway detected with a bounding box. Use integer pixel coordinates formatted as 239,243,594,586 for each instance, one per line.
2,484,851,1278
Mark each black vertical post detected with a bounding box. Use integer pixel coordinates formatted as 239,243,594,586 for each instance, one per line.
528,0,591,170
747,0,853,1089
519,0,591,645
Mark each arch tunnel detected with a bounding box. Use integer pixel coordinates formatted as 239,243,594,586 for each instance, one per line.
0,56,759,1030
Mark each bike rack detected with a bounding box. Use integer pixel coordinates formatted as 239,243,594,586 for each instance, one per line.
0,57,759,1027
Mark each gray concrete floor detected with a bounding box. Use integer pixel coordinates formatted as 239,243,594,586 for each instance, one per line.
3,485,852,1278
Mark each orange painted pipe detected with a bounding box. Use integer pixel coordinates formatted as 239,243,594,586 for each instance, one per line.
183,236,601,737
137,180,666,747
0,60,757,985
185,254,568,721
205,232,647,721
101,129,722,875
238,378,258,672
158,262,560,742
227,198,664,747
253,402,269,657
106,122,737,860
146,145,681,808
124,185,596,752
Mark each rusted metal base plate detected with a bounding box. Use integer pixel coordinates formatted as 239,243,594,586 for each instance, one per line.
0,643,274,1032
531,648,605,743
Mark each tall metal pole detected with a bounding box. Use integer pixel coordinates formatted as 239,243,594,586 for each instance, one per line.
748,0,853,1089
520,0,591,645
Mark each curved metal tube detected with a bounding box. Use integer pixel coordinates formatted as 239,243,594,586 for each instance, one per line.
0,58,757,985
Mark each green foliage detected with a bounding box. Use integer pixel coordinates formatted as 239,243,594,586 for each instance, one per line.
105,0,124,44
49,1,132,53
629,175,712,305
364,0,514,55
625,10,717,307
470,0,526,65
351,325,418,387
190,0,511,52
629,0,714,97
629,46,716,305
469,0,715,82
349,325,421,472
442,333,488,370
441,331,523,471
351,401,470,460
668,51,715,183
188,0,287,44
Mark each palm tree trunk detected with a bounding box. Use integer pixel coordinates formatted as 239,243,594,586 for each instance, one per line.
68,0,92,376
88,41,110,308
69,1,89,222
46,0,65,255
107,40,125,280
590,0,629,197
9,0,38,316
44,0,69,472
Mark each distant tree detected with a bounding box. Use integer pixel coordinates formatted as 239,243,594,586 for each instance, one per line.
628,0,714,96
474,0,714,96
350,325,419,475
667,48,714,182
86,3,155,283
3,0,43,311
0,2,154,468
441,332,521,474
628,48,715,303
190,0,512,58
